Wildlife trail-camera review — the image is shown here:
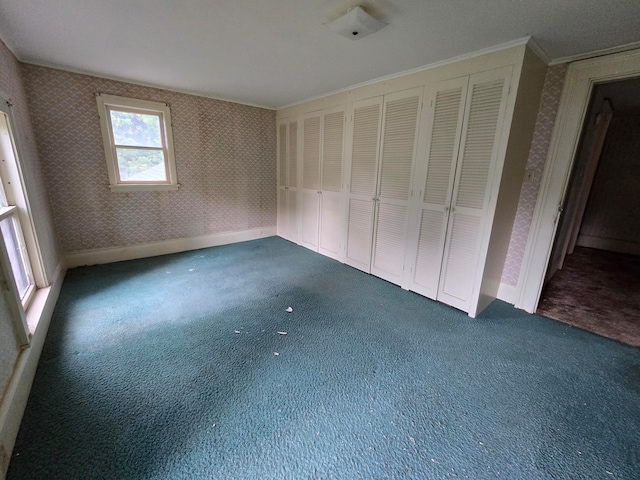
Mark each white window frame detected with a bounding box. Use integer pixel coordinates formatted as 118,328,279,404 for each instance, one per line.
0,94,48,344
96,94,179,192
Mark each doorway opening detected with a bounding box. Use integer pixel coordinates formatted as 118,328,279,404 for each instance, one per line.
536,77,640,346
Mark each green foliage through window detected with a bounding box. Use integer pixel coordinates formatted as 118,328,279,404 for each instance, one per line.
109,109,167,181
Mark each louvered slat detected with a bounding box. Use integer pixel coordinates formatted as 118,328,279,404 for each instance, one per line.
277,189,287,236
320,194,341,254
322,111,344,192
441,213,481,300
379,96,420,200
456,79,504,209
289,121,297,188
351,104,381,196
287,190,297,241
301,191,319,247
303,116,320,190
424,87,463,205
413,209,446,292
373,203,408,278
278,123,287,187
346,199,374,266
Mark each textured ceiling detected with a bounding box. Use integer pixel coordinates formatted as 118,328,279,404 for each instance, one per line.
0,0,639,109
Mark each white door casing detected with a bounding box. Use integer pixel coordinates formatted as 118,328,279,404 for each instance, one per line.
516,48,640,313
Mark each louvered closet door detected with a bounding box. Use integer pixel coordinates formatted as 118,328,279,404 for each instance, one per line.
286,120,299,242
371,87,423,286
277,120,288,238
300,112,322,251
344,96,383,272
407,77,468,299
438,67,511,312
319,107,346,260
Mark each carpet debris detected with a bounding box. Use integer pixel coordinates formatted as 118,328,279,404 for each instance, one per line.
278,331,287,335
286,307,293,313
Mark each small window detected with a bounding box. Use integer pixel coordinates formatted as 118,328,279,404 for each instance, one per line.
96,94,178,192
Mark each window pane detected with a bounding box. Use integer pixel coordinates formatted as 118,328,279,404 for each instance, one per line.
110,110,162,147
116,148,167,181
1,216,30,299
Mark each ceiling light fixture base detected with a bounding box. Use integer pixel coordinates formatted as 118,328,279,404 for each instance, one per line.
324,5,388,40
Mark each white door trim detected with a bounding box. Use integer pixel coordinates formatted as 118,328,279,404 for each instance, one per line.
514,48,640,313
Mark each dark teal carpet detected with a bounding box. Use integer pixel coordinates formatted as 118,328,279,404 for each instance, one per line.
8,237,640,479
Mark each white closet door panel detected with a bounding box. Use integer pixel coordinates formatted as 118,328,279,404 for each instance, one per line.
407,77,468,297
319,192,342,259
438,212,481,310
278,122,287,188
412,209,448,298
343,97,383,272
454,75,507,210
277,187,287,238
288,121,298,188
322,109,345,193
301,191,319,250
371,202,408,285
379,90,421,201
372,88,422,286
303,114,321,190
423,82,467,205
350,99,383,196
438,67,511,313
345,198,375,272
287,188,298,242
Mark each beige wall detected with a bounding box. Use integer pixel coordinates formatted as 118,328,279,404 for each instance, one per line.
501,64,568,286
21,65,277,254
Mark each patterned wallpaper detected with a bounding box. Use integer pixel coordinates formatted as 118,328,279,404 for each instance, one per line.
21,65,276,254
501,64,569,286
579,115,640,246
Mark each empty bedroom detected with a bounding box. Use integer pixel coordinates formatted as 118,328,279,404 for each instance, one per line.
0,1,639,479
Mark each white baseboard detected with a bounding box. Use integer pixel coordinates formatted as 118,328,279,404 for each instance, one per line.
497,282,517,305
65,227,277,268
576,235,640,256
0,260,66,477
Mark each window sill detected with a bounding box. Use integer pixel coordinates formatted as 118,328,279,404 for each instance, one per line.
25,286,51,336
109,184,180,192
